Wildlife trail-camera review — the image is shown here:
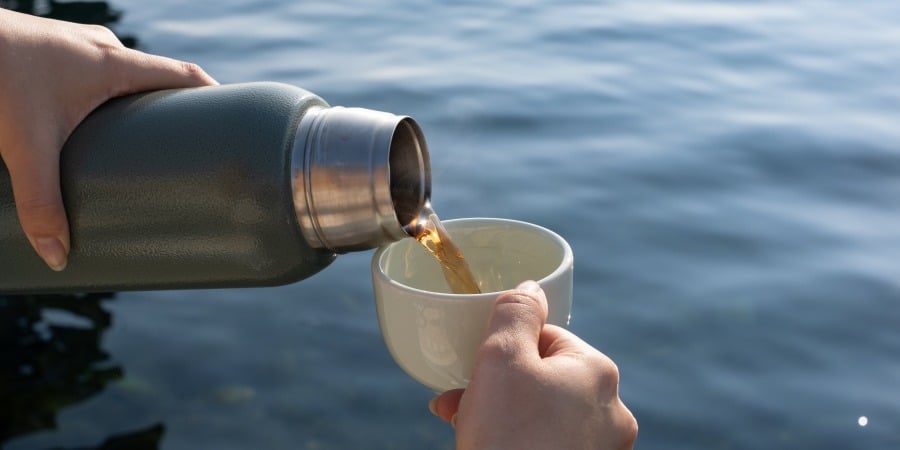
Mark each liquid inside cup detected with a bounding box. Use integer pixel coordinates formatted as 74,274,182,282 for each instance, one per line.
379,219,568,294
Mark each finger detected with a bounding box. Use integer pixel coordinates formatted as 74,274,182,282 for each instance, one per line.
5,150,70,271
615,398,640,449
538,323,597,358
479,280,549,361
109,48,218,97
539,323,623,397
429,388,465,424
539,324,619,375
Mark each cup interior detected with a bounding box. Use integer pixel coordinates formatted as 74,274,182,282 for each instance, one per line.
377,218,570,294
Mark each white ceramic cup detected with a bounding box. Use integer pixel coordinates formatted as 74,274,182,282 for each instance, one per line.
372,218,573,392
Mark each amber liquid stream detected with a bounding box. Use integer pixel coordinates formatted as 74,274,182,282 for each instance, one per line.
405,203,481,294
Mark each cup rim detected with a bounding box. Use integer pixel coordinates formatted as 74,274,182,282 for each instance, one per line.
372,217,573,299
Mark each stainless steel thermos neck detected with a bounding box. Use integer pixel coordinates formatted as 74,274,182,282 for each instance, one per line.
0,82,431,293
293,105,430,251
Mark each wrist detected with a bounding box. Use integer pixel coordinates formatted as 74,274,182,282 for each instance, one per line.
0,9,23,65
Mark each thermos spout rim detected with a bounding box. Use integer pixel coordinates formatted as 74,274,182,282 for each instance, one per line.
292,106,431,252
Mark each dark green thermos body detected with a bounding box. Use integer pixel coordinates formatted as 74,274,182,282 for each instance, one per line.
0,82,431,294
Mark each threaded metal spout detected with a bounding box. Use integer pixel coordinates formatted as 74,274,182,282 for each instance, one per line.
291,106,431,252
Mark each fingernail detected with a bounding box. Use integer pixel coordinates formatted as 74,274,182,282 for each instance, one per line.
450,413,458,428
517,280,541,293
428,397,438,416
37,237,67,271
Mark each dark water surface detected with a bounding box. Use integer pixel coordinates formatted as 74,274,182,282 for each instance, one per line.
4,1,900,448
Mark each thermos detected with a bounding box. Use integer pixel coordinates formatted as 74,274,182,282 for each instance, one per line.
0,82,431,294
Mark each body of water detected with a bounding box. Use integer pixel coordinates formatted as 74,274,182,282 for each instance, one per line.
3,0,900,448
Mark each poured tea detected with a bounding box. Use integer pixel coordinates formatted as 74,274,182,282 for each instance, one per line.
405,202,481,294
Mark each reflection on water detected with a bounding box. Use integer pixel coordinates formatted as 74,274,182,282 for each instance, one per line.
0,294,164,449
2,0,135,47
0,293,118,440
0,2,157,448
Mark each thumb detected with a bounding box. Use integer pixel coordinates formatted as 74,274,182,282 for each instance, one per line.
6,150,70,271
111,48,219,95
479,280,549,361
